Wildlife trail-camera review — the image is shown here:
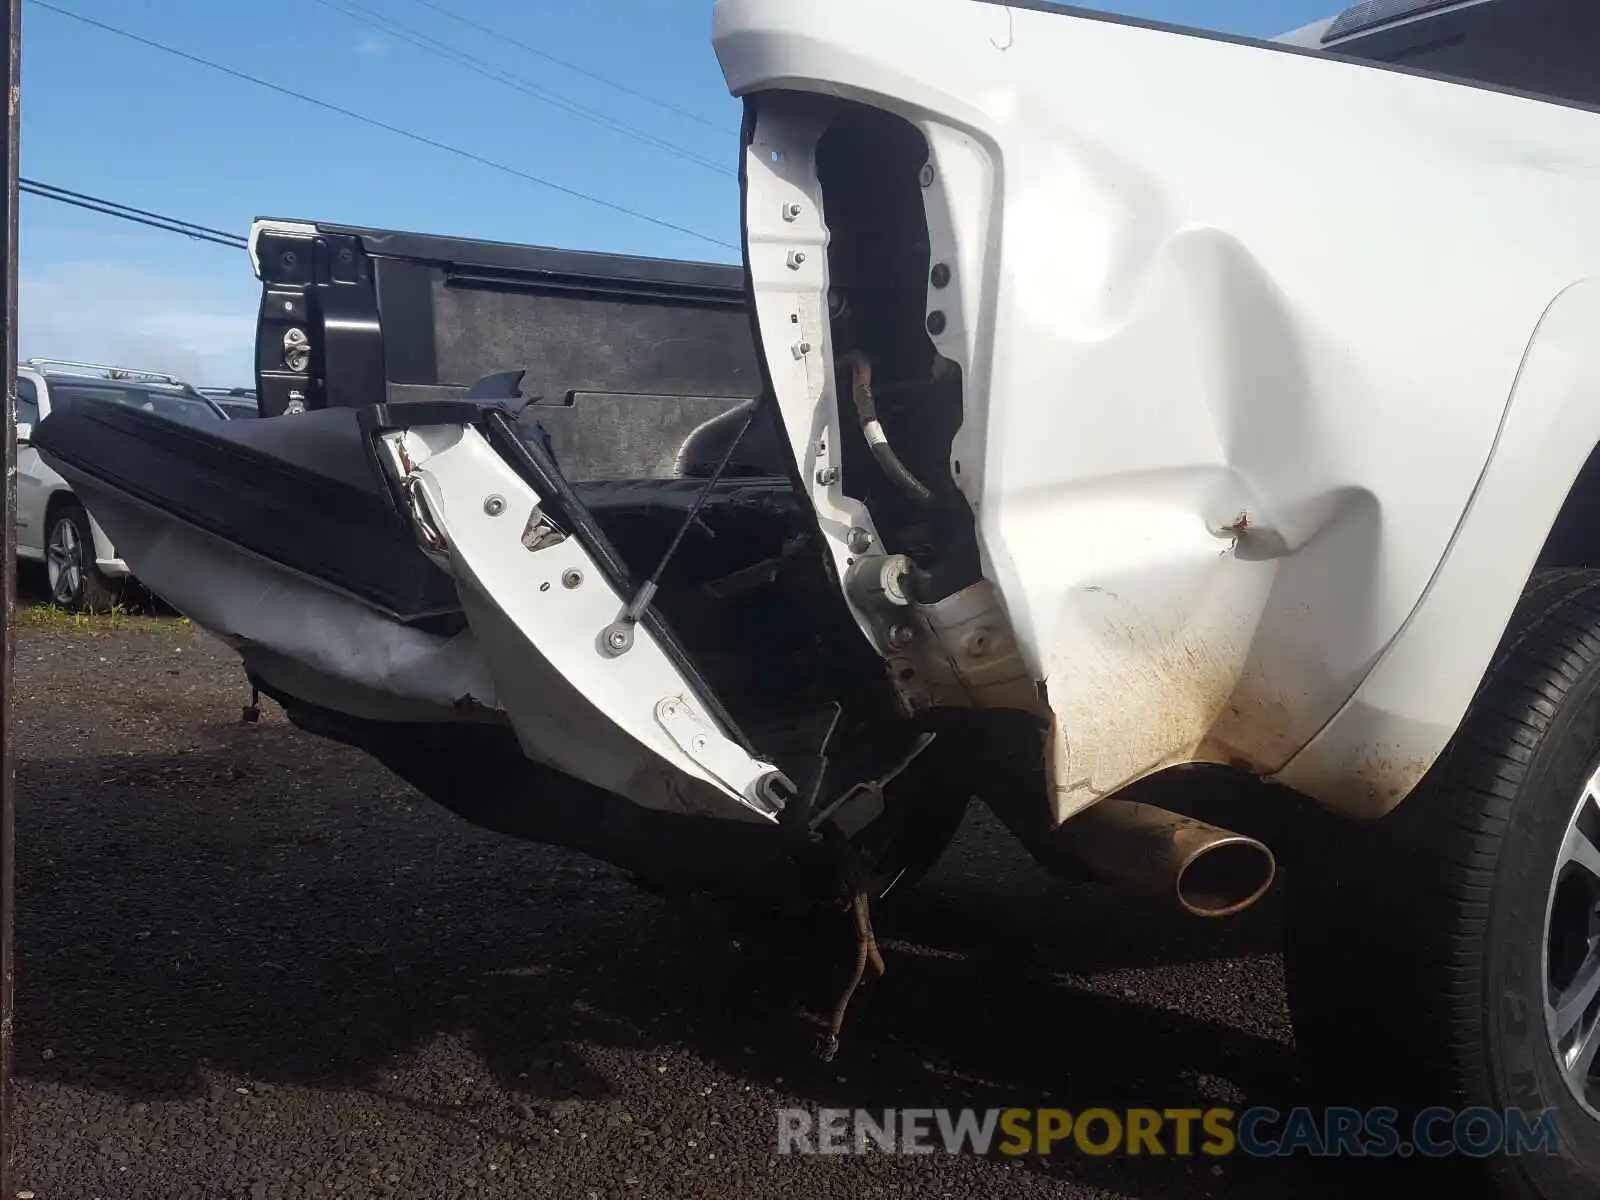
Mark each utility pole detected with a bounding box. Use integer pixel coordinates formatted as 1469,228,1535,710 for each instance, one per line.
0,0,20,1193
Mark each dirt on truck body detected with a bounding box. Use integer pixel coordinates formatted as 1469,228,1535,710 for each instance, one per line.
29,1,1600,1195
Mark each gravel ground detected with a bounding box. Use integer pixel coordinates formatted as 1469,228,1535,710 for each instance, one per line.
8,609,1434,1199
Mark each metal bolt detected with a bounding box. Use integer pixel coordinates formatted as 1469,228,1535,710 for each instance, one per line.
816,465,840,486
926,310,947,336
786,250,807,270
930,263,951,289
846,526,874,554
483,494,506,516
691,734,708,753
919,163,935,188
283,327,308,348
792,340,811,359
888,624,916,648
561,568,584,589
282,300,294,313
782,201,803,221
280,249,298,269
606,628,630,651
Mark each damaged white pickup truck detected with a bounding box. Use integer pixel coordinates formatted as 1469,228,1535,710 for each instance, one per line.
31,0,1600,1192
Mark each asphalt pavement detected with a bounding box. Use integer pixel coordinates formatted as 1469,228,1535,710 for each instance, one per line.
8,611,1432,1199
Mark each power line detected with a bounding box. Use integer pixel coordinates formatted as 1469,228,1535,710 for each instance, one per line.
406,0,729,134
311,0,729,175
19,179,248,250
29,1,735,251
20,178,246,247
22,183,243,248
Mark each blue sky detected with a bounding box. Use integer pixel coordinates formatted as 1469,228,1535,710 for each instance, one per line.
16,0,1332,385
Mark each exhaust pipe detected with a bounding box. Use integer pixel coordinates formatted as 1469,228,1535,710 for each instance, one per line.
1033,797,1278,918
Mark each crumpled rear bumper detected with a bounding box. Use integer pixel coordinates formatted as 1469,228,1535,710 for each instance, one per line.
373,407,796,823
36,393,797,828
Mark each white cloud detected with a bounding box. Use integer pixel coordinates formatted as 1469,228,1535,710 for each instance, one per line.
19,259,258,388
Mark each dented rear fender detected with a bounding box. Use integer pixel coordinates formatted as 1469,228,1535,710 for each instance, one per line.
716,0,1600,820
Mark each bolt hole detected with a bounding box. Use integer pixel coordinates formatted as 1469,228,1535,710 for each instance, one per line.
953,460,962,474
898,667,916,681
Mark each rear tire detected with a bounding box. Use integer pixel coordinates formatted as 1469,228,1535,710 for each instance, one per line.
45,501,122,613
1283,569,1600,1197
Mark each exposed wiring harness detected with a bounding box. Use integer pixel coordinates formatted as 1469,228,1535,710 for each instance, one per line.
840,352,935,505
816,888,885,1063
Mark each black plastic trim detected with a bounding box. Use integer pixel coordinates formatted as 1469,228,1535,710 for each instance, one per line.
33,400,463,624
372,257,438,391
440,267,748,309
263,219,745,294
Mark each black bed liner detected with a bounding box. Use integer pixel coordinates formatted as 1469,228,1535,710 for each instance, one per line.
250,219,791,484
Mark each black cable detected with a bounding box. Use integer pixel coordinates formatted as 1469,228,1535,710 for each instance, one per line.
20,177,244,245
19,181,247,249
841,353,935,505
29,0,736,251
310,0,729,175
407,0,728,133
621,406,756,625
22,184,244,248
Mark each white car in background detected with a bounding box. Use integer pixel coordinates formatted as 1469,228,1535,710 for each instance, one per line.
14,359,230,610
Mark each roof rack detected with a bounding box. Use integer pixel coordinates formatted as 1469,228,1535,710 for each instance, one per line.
23,357,193,388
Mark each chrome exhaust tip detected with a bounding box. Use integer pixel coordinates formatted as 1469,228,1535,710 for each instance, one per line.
1037,797,1278,918
1169,830,1278,919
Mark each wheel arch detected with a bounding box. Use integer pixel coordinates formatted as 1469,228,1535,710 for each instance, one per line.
1276,276,1600,818
42,485,75,532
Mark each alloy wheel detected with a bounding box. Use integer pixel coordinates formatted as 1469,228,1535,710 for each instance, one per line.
45,514,85,607
1545,763,1600,1119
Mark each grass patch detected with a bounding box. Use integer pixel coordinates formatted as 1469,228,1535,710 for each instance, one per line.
13,602,188,633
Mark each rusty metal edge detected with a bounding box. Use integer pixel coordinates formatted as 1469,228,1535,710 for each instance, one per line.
0,0,19,1192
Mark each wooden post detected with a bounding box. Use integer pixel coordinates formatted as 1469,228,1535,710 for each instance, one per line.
0,0,21,1192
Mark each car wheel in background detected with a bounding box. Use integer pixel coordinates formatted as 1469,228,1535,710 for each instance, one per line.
46,500,122,613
